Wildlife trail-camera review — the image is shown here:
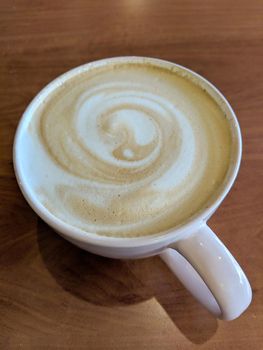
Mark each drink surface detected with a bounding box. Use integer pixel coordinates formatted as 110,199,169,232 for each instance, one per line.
25,60,232,237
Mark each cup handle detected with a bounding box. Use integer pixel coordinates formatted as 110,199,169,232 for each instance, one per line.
159,223,252,320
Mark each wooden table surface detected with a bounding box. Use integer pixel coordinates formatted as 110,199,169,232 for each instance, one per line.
1,1,262,349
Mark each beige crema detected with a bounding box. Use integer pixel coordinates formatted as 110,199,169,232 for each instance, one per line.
29,61,232,237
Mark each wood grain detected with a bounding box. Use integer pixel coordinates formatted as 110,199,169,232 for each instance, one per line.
0,0,262,349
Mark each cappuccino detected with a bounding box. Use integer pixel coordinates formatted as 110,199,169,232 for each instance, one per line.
24,59,232,237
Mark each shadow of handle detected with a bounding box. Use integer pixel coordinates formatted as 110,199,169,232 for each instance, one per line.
160,224,252,321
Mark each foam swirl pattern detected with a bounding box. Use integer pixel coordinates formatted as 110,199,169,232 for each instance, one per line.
30,62,232,237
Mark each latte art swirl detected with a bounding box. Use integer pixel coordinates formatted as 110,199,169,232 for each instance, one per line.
31,61,232,237
42,83,192,184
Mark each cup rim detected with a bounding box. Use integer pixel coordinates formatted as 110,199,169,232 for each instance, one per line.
13,56,242,248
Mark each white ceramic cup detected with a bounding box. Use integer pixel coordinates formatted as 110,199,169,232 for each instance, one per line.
13,57,252,321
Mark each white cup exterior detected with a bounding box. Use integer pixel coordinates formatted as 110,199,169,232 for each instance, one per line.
13,57,252,321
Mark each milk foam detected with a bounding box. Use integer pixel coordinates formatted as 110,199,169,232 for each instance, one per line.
26,61,232,237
